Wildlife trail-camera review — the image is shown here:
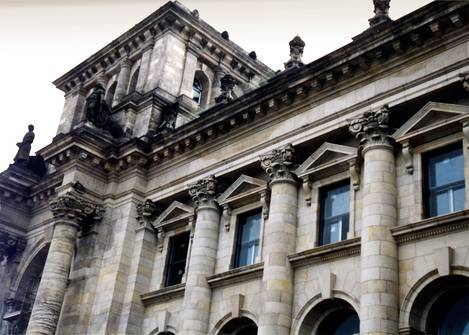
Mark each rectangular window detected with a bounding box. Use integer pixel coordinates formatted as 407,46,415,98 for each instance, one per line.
319,181,350,246
424,143,465,218
234,210,261,268
165,232,190,287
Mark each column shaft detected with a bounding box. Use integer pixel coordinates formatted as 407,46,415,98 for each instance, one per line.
180,205,220,335
26,221,79,335
360,144,398,334
113,59,132,106
258,180,297,335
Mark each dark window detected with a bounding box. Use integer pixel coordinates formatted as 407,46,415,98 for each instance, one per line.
234,210,261,268
192,78,203,104
317,308,359,335
165,232,190,287
424,143,465,218
319,181,350,245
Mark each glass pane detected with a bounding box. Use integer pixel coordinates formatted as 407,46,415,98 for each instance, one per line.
430,190,450,217
453,185,465,212
324,184,350,218
327,218,342,244
166,233,189,287
438,294,469,335
241,213,261,243
237,245,249,267
428,147,464,188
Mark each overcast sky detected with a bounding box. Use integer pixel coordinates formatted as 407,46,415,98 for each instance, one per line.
0,0,433,171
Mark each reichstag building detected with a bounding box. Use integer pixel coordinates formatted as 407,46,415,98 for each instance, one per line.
1,1,469,334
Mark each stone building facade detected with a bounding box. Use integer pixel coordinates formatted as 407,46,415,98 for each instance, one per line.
1,1,469,334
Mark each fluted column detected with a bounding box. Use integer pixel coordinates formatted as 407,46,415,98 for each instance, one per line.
349,106,398,334
113,57,132,106
26,193,102,335
180,176,220,335
258,144,297,335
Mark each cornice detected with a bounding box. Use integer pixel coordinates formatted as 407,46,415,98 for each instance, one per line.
391,210,469,245
288,238,361,268
207,262,264,289
140,283,185,306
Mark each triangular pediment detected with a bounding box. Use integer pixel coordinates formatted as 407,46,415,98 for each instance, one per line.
296,142,357,176
154,201,194,227
218,174,267,204
393,102,469,139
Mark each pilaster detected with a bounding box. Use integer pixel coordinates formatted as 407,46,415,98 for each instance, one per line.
349,105,398,335
178,40,201,98
258,144,298,335
136,37,155,93
56,84,86,135
179,175,220,335
113,56,132,106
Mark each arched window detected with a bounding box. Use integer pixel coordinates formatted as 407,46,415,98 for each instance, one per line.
218,317,258,335
192,78,203,105
127,67,140,94
298,298,359,335
105,81,117,106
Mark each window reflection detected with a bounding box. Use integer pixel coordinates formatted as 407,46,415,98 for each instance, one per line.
320,182,350,245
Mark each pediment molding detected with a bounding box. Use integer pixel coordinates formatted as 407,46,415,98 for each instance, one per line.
154,200,194,230
392,102,469,142
295,142,357,178
217,174,267,205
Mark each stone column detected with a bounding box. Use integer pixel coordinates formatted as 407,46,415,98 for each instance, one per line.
178,40,201,98
26,193,102,335
113,57,132,106
136,35,155,93
56,84,86,135
179,176,220,335
210,64,225,105
349,106,398,334
258,144,297,335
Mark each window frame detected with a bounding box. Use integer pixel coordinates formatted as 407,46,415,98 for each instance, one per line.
233,208,263,268
318,179,351,246
164,231,191,288
422,141,465,219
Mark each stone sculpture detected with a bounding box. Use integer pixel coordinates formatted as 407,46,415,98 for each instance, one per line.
14,125,35,165
215,74,236,104
369,0,391,26
84,84,124,138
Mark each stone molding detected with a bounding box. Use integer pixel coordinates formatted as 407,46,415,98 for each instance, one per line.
49,192,104,230
260,143,297,184
0,232,26,263
288,237,361,268
348,104,394,154
391,210,469,245
188,175,218,210
207,262,263,288
140,283,185,306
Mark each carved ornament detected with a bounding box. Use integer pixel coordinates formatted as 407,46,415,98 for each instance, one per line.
0,232,26,263
285,35,305,70
136,199,161,226
348,105,393,152
215,74,236,104
260,143,296,183
188,175,218,209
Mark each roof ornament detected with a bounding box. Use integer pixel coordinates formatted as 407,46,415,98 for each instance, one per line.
215,74,237,104
284,35,305,70
369,0,391,26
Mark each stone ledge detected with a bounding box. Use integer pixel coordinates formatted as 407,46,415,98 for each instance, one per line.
207,263,263,288
288,237,361,268
140,283,185,306
392,209,469,245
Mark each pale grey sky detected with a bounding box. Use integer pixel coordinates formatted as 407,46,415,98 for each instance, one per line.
0,0,432,171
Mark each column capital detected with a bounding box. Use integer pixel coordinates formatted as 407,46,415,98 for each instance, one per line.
136,199,161,225
0,232,26,263
188,175,218,210
348,104,394,154
49,192,104,230
120,56,132,69
260,143,297,184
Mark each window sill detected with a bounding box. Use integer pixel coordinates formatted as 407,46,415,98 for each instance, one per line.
392,209,469,244
288,237,361,268
207,263,264,288
140,283,185,306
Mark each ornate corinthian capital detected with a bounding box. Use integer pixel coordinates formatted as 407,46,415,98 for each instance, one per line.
136,199,161,226
348,105,393,151
260,143,296,183
49,192,104,229
188,175,218,209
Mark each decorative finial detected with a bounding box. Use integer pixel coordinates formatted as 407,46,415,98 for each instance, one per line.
369,0,391,26
284,35,305,70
